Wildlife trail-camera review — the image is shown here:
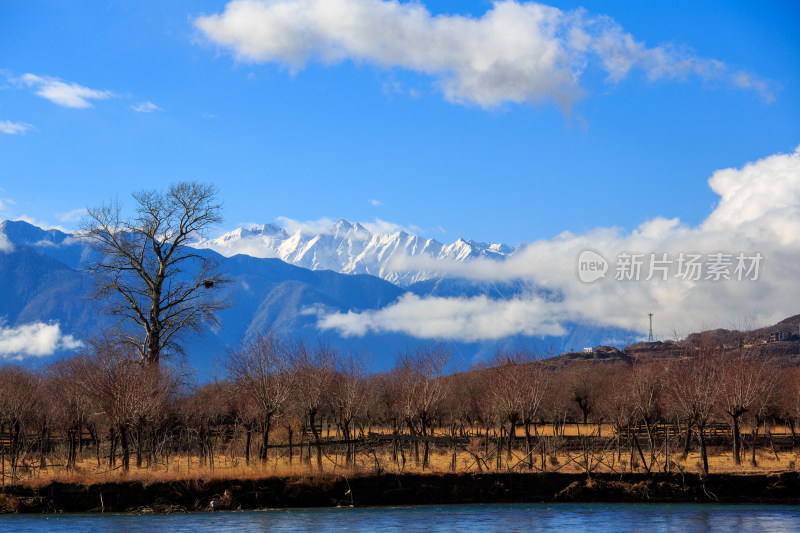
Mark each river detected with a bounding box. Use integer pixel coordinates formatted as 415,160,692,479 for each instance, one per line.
2,502,799,532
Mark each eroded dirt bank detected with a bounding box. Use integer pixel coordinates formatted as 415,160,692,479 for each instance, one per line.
2,472,799,513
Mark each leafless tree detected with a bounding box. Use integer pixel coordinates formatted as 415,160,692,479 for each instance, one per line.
489,348,548,469
226,331,294,464
718,347,776,465
394,344,451,469
69,339,176,471
80,181,228,365
778,367,800,447
328,352,370,467
46,361,94,470
292,341,336,470
0,367,41,482
569,364,603,425
596,367,637,471
665,346,720,474
627,358,663,472
177,382,233,470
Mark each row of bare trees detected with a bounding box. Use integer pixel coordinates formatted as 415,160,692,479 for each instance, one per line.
1,332,798,484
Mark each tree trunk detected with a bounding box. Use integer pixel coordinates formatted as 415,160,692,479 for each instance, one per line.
524,422,533,469
39,424,48,471
245,425,251,466
136,423,144,469
507,420,514,461
147,283,163,365
9,418,19,479
496,426,503,470
120,425,130,472
634,433,648,473
309,410,323,470
698,425,709,475
109,427,117,468
343,423,352,467
92,426,100,468
287,426,294,466
260,419,271,464
732,415,742,465
768,421,780,461
682,425,693,460
642,418,655,473
419,419,429,469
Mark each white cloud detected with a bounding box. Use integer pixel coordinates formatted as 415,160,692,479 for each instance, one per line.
276,216,339,235
0,321,83,359
0,120,34,135
317,145,800,340
21,73,114,108
57,208,87,223
317,293,567,341
732,71,775,104
194,0,773,108
131,101,163,113
0,231,12,253
368,199,383,207
360,218,413,235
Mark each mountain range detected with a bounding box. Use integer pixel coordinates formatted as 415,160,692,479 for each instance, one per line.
0,219,628,377
195,219,514,286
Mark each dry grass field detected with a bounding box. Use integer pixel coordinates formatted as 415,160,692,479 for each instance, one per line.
5,423,798,488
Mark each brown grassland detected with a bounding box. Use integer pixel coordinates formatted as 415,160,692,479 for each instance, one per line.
6,423,800,489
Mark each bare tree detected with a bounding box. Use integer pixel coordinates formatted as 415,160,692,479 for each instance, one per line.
69,339,176,471
569,364,602,425
718,347,775,465
226,331,294,465
597,367,636,472
665,346,720,474
292,341,336,470
177,382,233,470
328,352,370,467
394,344,451,469
46,361,93,471
80,181,228,365
627,358,663,472
0,367,41,482
488,348,548,469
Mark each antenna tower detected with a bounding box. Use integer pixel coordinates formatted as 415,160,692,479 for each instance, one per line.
648,313,654,342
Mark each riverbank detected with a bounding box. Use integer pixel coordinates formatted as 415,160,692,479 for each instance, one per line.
2,472,800,513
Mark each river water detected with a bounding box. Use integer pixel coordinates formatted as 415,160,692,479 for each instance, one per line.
2,503,799,532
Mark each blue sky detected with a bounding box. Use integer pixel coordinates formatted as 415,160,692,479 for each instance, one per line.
1,0,798,246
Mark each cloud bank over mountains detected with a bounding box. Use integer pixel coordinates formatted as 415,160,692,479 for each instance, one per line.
3,145,798,348
317,145,800,340
195,0,774,108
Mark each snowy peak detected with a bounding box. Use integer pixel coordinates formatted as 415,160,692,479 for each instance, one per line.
219,223,288,242
196,219,515,286
248,223,288,238
0,220,72,246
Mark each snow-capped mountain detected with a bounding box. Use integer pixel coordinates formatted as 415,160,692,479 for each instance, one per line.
0,219,632,377
196,219,515,286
